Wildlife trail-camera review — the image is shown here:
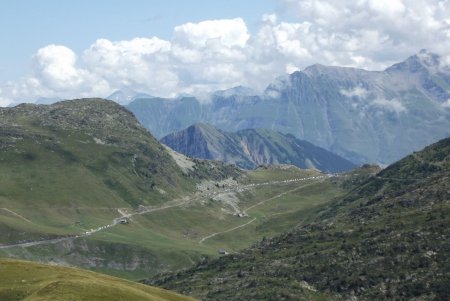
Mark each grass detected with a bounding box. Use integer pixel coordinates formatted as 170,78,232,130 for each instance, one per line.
150,138,450,300
244,165,322,183
202,180,345,251
0,99,347,280
0,259,196,301
1,163,345,279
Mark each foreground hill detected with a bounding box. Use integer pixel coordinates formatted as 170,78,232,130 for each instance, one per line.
148,138,450,300
128,50,450,164
0,259,195,301
161,123,356,172
0,98,244,278
0,98,196,244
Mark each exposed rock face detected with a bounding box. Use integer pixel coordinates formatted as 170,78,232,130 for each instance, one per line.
161,123,356,173
162,123,215,160
128,50,450,165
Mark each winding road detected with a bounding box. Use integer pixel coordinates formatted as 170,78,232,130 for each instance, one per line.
0,174,334,250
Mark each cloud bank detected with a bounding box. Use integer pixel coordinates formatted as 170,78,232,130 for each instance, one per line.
1,0,449,105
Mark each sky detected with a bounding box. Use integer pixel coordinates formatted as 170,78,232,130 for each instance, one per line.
0,0,449,106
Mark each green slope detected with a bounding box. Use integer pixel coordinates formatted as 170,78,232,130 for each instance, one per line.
0,99,194,244
0,99,239,277
0,99,349,279
0,259,195,301
149,138,450,300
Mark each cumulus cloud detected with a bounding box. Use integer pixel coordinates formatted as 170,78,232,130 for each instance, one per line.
173,18,249,48
1,1,450,105
372,97,407,113
32,45,84,91
279,0,450,68
340,86,369,98
83,37,176,95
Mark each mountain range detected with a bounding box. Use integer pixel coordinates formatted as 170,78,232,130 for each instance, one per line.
107,88,153,105
127,50,450,165
161,123,356,173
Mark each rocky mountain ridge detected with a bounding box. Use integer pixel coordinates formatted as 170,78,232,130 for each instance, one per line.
128,50,450,165
161,123,356,173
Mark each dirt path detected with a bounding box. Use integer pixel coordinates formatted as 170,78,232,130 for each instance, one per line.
243,181,320,215
0,236,76,250
199,218,257,245
0,175,333,250
0,196,201,250
0,208,34,224
198,179,325,245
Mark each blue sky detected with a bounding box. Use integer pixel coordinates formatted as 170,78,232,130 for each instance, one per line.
0,0,276,82
0,0,449,106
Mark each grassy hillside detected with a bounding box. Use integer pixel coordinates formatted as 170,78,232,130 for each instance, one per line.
0,99,194,245
1,165,345,280
149,138,450,300
0,99,349,279
0,99,238,277
0,259,195,301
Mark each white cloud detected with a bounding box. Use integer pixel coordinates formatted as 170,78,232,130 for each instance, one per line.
0,92,12,106
32,45,82,90
442,99,450,108
372,97,407,113
173,18,249,48
285,64,300,74
279,0,450,68
1,1,450,105
340,86,369,98
83,37,177,95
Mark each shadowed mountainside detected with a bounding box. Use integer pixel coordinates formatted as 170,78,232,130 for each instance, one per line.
161,123,356,172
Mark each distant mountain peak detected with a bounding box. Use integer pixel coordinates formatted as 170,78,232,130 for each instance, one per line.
161,123,356,172
386,49,442,73
213,85,258,98
302,63,328,73
416,49,441,67
107,88,152,105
